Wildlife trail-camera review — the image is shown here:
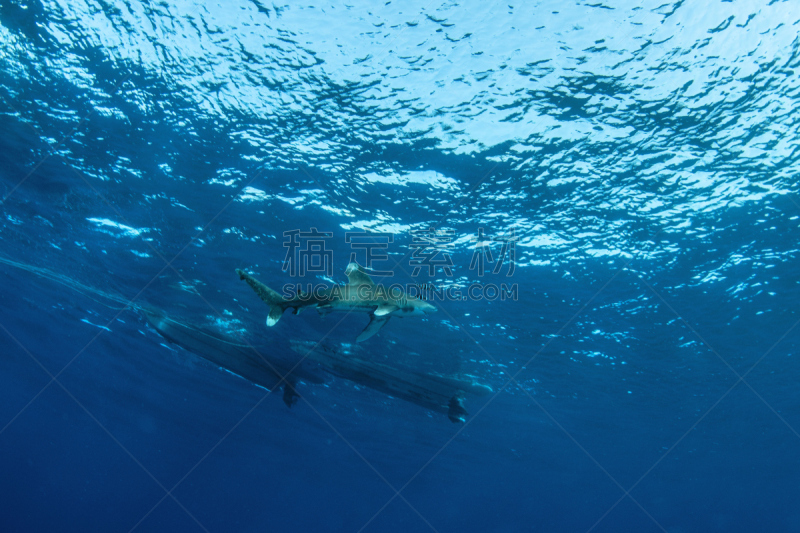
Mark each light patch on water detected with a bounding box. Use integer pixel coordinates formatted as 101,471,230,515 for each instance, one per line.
208,316,247,336
208,177,239,187
582,351,611,360
207,168,247,187
236,186,306,206
361,171,460,191
320,204,355,217
94,106,126,120
517,233,572,249
87,217,148,238
440,320,460,332
584,248,633,259
236,186,270,202
80,318,111,332
341,219,411,234
34,215,53,227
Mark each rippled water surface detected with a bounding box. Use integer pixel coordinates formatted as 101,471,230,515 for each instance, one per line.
1,1,799,532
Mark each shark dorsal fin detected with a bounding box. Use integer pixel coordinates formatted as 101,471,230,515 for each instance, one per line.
345,262,375,287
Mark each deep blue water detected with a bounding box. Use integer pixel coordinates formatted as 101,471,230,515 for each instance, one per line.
2,1,800,532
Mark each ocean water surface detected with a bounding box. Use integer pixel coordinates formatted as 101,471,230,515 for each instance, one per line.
1,1,799,532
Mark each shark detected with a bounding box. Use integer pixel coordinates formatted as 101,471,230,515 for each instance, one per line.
235,262,437,342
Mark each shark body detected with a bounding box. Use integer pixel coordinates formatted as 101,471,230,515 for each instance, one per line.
236,262,437,342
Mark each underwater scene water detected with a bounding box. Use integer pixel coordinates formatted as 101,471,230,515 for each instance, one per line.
1,1,799,532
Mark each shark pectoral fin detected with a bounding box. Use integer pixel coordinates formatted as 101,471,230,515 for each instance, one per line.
266,305,284,327
374,304,398,317
356,314,391,342
345,262,376,287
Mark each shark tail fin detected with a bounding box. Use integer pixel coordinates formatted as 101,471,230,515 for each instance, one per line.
236,269,286,326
